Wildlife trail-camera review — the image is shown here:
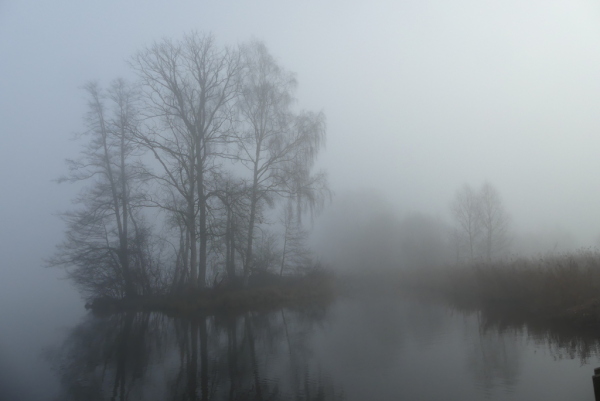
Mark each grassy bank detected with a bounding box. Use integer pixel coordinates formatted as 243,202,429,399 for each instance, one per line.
86,271,336,316
436,251,600,326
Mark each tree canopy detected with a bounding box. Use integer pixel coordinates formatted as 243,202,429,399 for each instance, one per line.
51,32,328,298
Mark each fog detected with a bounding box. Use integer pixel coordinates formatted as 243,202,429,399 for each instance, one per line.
2,1,600,397
4,1,600,273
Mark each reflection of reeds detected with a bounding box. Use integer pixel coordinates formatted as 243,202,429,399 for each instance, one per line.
386,251,600,364
443,250,600,326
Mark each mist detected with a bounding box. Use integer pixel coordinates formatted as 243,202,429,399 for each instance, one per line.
3,1,600,400
4,1,600,280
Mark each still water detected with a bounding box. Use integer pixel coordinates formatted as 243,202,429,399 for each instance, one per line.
3,291,600,400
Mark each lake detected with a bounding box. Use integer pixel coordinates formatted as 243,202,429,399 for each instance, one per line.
2,286,599,400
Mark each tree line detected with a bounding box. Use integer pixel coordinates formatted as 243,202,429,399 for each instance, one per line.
49,33,328,299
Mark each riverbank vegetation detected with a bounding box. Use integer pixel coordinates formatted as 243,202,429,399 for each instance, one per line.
86,269,336,316
395,250,600,327
309,190,600,328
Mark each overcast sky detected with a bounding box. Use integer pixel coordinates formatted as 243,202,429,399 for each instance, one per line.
3,0,600,291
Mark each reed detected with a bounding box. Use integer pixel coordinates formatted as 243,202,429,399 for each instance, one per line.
444,250,600,324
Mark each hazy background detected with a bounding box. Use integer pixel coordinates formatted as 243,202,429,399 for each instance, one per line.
3,1,600,397
3,0,600,331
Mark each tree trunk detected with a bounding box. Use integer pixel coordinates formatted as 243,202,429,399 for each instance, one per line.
244,146,261,280
244,192,258,280
119,123,135,298
198,175,207,289
280,228,288,277
196,128,207,289
225,207,236,279
188,194,198,289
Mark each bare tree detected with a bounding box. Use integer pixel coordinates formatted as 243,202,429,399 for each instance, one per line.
133,110,198,291
479,181,510,262
235,41,327,278
211,173,250,280
279,202,312,276
450,182,510,263
131,32,243,288
451,184,482,262
50,80,144,298
52,33,330,298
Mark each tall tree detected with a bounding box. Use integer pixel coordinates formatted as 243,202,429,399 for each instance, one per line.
131,32,243,288
50,80,143,298
133,104,198,291
235,41,326,278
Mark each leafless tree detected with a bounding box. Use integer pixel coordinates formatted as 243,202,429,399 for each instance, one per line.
451,184,482,262
50,80,144,298
235,41,327,278
210,173,250,280
451,182,510,263
133,111,198,290
52,33,329,297
479,181,511,262
279,202,312,276
131,32,243,288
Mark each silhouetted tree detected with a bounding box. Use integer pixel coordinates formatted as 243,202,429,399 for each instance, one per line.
50,80,145,299
131,32,243,289
235,41,327,278
212,174,250,280
52,32,328,297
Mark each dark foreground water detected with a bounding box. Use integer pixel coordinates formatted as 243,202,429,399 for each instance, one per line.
3,291,600,400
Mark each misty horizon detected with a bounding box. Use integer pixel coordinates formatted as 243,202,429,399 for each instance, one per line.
3,1,600,400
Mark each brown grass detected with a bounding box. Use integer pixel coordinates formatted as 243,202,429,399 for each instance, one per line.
440,250,600,325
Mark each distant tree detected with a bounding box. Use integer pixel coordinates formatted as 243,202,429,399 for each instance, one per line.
450,182,510,263
50,80,145,298
451,184,482,262
479,181,510,262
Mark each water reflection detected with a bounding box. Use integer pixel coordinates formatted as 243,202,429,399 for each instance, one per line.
464,315,521,396
52,312,163,400
49,295,600,401
51,304,342,401
459,302,600,399
474,303,600,365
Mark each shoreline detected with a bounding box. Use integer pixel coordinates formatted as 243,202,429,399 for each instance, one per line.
85,273,336,316
395,251,600,329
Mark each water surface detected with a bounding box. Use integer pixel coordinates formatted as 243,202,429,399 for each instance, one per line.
4,291,600,400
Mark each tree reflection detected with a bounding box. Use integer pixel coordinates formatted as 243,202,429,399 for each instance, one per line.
52,312,162,400
464,314,522,395
475,305,600,365
51,305,342,401
460,302,600,395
